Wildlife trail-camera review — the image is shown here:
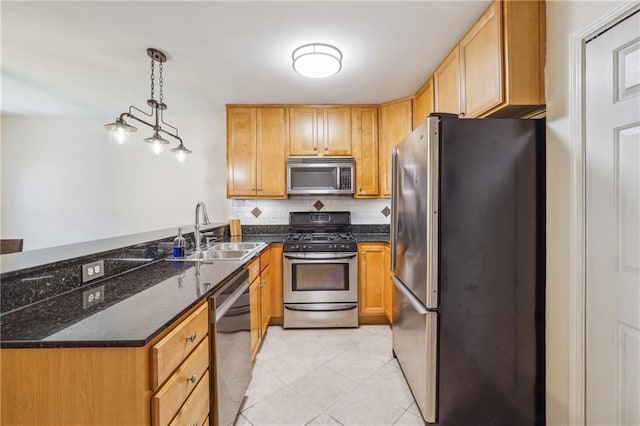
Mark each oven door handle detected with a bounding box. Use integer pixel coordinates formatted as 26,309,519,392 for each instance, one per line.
284,303,358,312
284,253,357,260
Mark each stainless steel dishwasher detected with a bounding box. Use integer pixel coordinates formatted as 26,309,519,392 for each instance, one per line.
209,268,251,426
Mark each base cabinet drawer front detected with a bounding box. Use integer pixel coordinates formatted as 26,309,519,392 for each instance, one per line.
247,258,260,283
151,303,209,389
259,247,270,271
168,370,210,426
152,338,209,426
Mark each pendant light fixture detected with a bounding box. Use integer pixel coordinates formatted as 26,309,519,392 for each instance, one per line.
292,43,342,78
104,48,192,162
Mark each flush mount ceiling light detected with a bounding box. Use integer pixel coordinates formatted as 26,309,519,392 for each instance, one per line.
292,43,342,78
104,48,192,162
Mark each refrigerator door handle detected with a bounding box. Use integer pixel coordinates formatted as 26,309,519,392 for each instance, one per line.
391,275,430,314
390,147,398,273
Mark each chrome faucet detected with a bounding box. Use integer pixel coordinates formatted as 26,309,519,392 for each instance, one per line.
194,201,211,252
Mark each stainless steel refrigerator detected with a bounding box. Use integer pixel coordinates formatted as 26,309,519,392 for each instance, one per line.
391,113,545,425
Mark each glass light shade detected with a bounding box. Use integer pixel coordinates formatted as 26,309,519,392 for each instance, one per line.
144,132,170,154
104,119,137,144
171,143,192,162
292,43,342,78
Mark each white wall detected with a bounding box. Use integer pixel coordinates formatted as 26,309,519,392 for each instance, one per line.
545,1,628,424
229,197,391,225
1,112,228,250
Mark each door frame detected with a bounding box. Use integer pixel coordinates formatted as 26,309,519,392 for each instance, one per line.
567,3,640,424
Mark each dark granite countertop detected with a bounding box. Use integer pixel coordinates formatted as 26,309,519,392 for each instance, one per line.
354,233,390,243
0,241,274,349
0,231,388,349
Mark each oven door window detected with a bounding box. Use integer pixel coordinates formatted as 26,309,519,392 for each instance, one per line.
292,263,349,291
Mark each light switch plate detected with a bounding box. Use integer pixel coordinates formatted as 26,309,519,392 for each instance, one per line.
82,260,105,282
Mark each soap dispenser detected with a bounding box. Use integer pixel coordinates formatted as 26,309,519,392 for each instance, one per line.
173,228,186,258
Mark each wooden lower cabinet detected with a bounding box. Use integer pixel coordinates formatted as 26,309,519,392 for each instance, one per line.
358,243,389,324
269,243,284,322
249,257,262,360
0,301,209,426
383,244,393,324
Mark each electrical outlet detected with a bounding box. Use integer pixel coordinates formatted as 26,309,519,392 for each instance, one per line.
82,260,105,283
83,285,105,309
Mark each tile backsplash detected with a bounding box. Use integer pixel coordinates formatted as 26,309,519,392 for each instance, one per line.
228,198,391,225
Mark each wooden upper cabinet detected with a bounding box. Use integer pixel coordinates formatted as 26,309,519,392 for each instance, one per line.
351,107,379,198
289,106,351,156
413,76,434,129
256,108,287,197
379,98,412,197
434,46,461,115
227,108,257,197
460,0,545,118
460,1,503,117
227,106,287,199
288,107,320,155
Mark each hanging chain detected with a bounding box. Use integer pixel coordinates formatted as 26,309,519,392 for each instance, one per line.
159,61,164,104
150,57,155,100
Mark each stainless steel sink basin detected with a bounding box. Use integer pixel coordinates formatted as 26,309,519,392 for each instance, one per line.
167,241,267,262
188,249,251,260
210,242,263,251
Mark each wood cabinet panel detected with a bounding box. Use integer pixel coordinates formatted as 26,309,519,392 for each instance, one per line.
260,263,271,337
352,107,379,198
227,108,257,197
379,99,413,197
270,243,284,320
383,245,393,324
358,243,386,317
152,338,209,426
324,106,352,155
413,77,434,128
289,107,321,155
250,276,261,360
168,371,210,426
460,1,503,118
256,108,287,197
151,303,208,390
434,46,461,115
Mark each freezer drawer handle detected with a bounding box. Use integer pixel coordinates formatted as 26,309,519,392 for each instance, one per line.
390,275,431,314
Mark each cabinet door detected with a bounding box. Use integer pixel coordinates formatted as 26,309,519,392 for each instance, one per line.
413,77,434,129
227,108,257,197
460,1,503,118
352,107,379,198
260,263,271,337
249,277,261,360
358,243,386,316
270,243,284,319
383,245,393,324
379,99,413,197
289,107,321,155
256,108,287,198
323,106,352,156
434,46,461,115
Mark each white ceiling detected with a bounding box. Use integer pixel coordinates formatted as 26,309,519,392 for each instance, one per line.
1,1,491,117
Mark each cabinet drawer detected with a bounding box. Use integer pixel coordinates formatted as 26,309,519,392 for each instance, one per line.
247,258,260,283
259,247,270,271
151,303,208,389
152,337,209,426
169,370,210,426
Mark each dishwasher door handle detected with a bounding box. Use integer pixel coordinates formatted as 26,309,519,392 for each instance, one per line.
214,280,249,322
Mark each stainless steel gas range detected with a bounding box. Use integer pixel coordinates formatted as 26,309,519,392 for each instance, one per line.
283,212,358,328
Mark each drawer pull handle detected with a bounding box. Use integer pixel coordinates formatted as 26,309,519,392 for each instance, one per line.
187,374,198,383
186,333,197,343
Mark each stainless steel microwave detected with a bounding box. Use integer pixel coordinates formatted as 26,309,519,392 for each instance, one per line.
287,157,354,196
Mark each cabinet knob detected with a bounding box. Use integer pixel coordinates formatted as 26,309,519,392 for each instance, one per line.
187,374,198,383
186,333,197,343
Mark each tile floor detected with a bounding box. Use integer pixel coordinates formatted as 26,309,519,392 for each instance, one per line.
237,325,425,426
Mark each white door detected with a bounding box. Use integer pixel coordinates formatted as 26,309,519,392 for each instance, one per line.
586,11,640,426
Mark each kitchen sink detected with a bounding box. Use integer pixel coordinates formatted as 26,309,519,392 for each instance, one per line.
210,242,263,251
167,242,267,262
